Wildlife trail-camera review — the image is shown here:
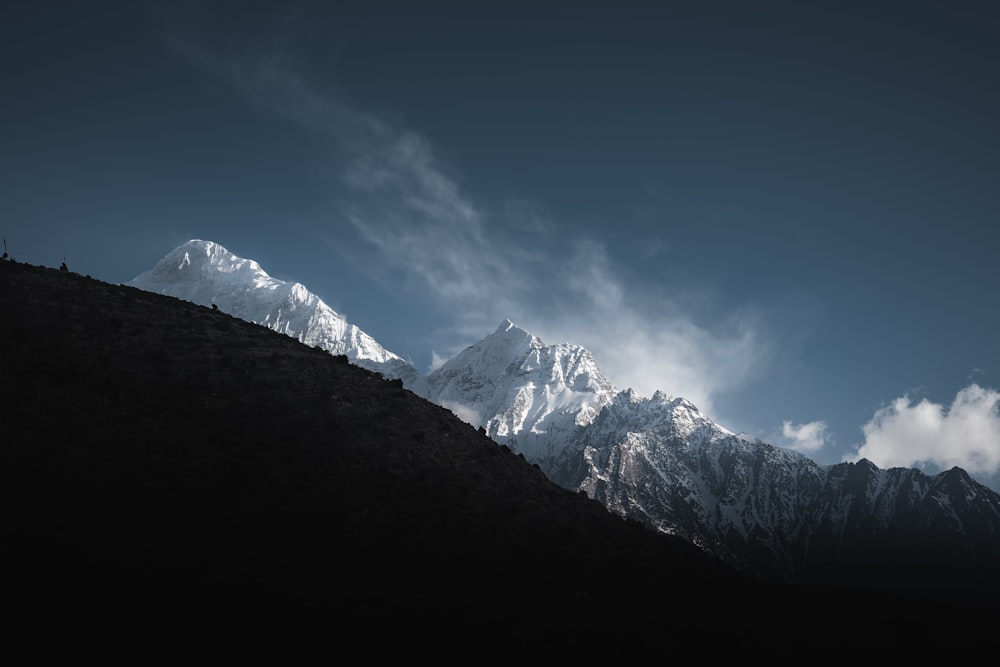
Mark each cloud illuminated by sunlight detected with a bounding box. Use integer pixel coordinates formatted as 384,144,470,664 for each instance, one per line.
781,419,831,453
167,25,774,417
846,384,1000,476
428,350,449,373
531,240,768,416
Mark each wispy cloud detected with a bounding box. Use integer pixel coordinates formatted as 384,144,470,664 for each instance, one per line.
846,384,1000,476
781,419,831,453
530,240,769,417
502,198,555,234
428,350,449,373
166,19,773,417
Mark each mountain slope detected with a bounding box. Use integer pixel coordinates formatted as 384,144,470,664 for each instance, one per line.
123,242,1000,607
7,257,995,653
127,239,426,394
433,320,1000,602
3,257,786,646
572,391,1000,592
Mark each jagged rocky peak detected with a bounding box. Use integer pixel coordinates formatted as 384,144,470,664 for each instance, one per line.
497,317,532,339
125,242,1000,599
657,392,733,438
453,318,540,376
594,387,731,442
648,391,715,423
428,319,615,411
426,319,617,461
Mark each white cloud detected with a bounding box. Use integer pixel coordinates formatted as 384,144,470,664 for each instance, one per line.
428,350,448,373
529,240,769,417
268,70,768,413
170,34,533,318
847,384,1000,475
781,419,831,453
173,32,773,417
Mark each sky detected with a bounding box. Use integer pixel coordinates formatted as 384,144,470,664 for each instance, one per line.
4,1,999,489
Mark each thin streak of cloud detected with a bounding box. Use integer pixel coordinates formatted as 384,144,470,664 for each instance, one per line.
531,241,769,418
503,198,555,234
168,26,531,320
165,19,773,414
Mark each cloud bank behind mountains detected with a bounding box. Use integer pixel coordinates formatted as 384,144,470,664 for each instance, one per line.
782,419,832,453
848,384,1000,477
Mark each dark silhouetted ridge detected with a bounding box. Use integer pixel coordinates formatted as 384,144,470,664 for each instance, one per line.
0,260,984,650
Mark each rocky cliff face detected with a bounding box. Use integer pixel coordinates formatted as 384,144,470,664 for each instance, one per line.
558,390,1000,587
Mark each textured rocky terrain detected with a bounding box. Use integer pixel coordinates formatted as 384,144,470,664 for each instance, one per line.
126,241,1000,611
5,258,993,651
0,258,745,648
430,318,1000,603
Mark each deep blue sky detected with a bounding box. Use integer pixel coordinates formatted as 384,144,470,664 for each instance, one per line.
4,1,999,488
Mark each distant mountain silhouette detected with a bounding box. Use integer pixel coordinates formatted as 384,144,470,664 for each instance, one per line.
0,259,987,651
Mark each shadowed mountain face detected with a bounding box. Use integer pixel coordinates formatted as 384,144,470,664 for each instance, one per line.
0,260,990,649
128,241,1000,601
429,319,1000,600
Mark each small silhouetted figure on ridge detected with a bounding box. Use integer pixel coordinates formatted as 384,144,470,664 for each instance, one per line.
59,253,68,272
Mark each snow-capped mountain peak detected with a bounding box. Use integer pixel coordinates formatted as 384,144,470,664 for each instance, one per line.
136,240,273,296
126,240,1000,594
128,240,426,393
426,319,617,461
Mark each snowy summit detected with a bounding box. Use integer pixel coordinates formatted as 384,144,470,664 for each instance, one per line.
127,240,1000,589
128,240,426,393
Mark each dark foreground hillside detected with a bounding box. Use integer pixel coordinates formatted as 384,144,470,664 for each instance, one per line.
0,260,987,651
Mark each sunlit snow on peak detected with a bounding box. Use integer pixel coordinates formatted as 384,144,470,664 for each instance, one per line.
128,240,426,394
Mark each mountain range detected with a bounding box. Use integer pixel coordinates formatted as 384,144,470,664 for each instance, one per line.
0,256,739,646
4,250,997,651
129,240,1000,604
